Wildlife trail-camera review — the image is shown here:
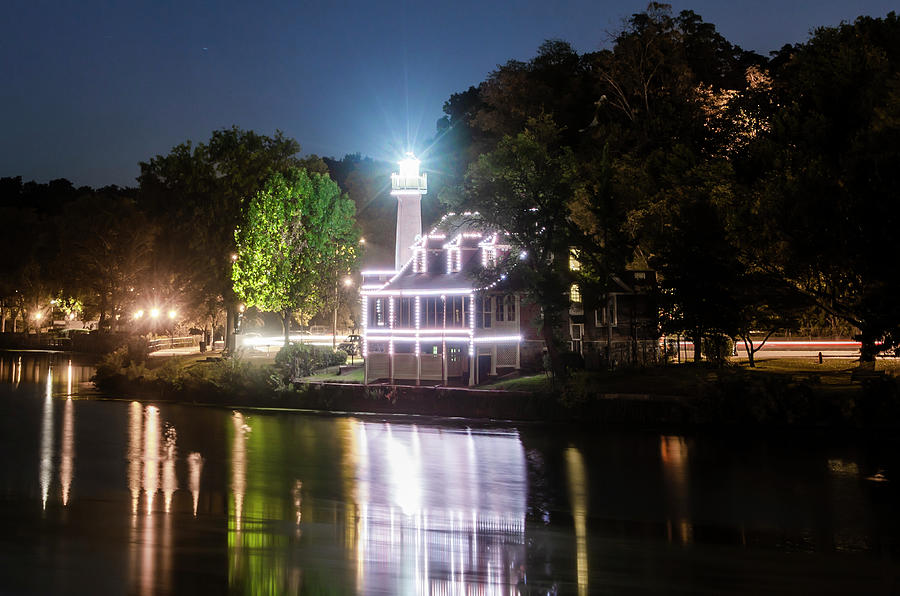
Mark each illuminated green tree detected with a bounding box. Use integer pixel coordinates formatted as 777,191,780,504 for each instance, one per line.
139,127,302,351
232,167,358,346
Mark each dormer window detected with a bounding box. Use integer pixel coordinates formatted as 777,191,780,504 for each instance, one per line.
413,248,427,273
450,248,461,273
569,250,581,271
482,247,496,268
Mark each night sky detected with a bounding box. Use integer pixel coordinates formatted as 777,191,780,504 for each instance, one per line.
2,0,895,188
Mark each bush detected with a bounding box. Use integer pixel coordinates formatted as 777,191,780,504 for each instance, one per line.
93,346,151,391
274,343,347,384
694,371,817,426
702,334,734,367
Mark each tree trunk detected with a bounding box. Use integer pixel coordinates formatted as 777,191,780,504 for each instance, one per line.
225,305,236,354
283,308,292,347
741,335,755,368
97,297,107,334
541,320,566,382
630,290,638,365
692,329,702,363
606,298,613,370
858,331,878,363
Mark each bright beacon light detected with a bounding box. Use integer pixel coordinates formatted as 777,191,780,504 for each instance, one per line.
398,153,420,179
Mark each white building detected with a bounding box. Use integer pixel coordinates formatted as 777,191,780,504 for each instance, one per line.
361,156,525,386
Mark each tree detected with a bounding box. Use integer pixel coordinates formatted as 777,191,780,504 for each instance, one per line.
138,127,302,351
740,13,900,361
57,194,156,332
455,115,575,380
651,187,742,362
232,168,358,347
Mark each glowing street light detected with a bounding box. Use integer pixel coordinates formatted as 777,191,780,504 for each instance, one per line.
168,310,177,320
150,308,160,319
343,276,353,287
34,312,43,321
134,310,144,320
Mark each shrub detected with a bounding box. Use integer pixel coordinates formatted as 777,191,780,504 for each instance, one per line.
274,343,347,384
694,371,818,426
93,346,151,390
702,334,734,367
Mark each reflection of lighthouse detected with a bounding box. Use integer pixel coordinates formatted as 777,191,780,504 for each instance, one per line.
349,420,526,593
391,153,427,270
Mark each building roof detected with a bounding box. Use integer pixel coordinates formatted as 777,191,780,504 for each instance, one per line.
362,215,509,295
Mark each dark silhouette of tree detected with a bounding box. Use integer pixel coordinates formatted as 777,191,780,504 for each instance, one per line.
742,13,900,361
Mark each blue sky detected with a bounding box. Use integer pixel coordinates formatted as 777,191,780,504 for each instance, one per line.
1,0,896,187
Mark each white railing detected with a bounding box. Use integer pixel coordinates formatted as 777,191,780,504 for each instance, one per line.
148,335,202,352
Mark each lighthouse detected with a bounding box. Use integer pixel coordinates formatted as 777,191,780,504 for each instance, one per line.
390,153,427,270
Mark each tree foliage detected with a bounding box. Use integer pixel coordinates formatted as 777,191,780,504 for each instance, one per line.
138,127,302,347
455,115,576,378
232,167,358,345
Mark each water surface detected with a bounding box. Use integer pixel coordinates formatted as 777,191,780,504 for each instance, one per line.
0,351,898,594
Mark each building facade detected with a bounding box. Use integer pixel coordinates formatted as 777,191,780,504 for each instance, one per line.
567,269,659,369
361,221,532,386
361,156,658,385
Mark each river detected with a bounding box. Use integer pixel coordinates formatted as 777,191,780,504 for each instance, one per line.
0,351,898,594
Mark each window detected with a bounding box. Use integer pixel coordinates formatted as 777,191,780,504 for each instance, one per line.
570,284,582,304
505,295,516,322
449,248,462,273
495,295,504,322
414,249,426,273
570,323,584,355
569,250,581,271
398,297,413,327
634,271,646,280
483,247,496,268
482,297,492,328
447,296,469,327
596,295,618,327
422,297,444,327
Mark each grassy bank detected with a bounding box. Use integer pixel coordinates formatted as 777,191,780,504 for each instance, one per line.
92,350,900,430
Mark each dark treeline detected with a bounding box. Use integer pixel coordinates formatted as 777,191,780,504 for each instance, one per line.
424,3,900,366
1,3,898,367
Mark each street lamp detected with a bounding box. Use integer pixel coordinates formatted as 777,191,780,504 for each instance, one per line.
150,308,160,319
168,310,177,320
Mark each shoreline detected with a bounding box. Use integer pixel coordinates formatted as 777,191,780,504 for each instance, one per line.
9,347,893,433
89,372,900,436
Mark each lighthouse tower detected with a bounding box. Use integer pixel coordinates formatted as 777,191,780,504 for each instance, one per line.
391,153,427,270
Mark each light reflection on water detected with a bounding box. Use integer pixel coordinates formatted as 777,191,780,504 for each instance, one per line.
38,366,54,510
660,434,692,544
566,446,588,596
224,417,528,595
124,402,188,596
347,420,527,595
3,352,899,594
